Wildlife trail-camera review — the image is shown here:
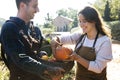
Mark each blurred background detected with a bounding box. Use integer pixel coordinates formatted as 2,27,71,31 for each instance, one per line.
0,0,120,80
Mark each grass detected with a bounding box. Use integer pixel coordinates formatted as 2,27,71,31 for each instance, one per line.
0,61,9,80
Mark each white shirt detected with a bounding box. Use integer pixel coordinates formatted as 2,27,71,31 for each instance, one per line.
59,32,113,73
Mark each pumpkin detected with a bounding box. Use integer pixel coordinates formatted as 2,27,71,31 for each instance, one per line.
54,45,72,61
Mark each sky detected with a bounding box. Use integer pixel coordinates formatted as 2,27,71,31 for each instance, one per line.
0,0,96,25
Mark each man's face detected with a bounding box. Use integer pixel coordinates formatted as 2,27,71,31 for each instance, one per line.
25,0,39,20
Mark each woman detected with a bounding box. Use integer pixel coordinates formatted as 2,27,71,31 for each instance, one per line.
51,6,113,80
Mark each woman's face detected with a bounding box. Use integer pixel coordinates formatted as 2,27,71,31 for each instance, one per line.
78,14,96,34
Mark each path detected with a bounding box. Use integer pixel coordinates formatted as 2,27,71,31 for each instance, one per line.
107,41,120,80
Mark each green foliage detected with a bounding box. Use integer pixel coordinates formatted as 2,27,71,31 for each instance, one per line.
44,23,53,28
107,21,120,40
72,17,78,28
56,8,78,28
56,9,68,17
0,62,9,80
110,0,120,20
61,69,75,80
41,28,54,35
93,0,120,21
94,0,106,17
0,18,6,28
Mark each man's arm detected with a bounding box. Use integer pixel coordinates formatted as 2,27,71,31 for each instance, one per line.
1,23,64,77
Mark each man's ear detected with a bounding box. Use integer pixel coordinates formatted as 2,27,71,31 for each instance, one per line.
20,2,26,9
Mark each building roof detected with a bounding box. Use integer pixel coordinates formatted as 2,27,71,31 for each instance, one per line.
53,15,73,27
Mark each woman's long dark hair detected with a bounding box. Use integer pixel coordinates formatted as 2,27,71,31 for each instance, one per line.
78,6,111,37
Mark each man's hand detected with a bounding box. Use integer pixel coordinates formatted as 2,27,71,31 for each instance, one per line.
47,66,65,76
51,74,64,80
44,66,65,80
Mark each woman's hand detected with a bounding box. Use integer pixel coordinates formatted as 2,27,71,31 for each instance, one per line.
50,37,63,56
69,52,79,61
69,52,89,69
51,37,62,48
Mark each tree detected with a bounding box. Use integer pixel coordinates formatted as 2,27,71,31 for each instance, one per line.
56,9,68,17
56,8,78,28
94,0,120,21
110,0,120,20
43,13,54,28
94,0,106,18
104,1,111,21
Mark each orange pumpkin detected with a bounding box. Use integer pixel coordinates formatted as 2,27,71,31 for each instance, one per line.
54,45,72,61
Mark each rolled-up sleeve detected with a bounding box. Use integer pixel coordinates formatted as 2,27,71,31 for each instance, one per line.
88,39,113,73
59,32,81,45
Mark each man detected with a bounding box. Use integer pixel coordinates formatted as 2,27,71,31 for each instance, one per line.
0,0,64,80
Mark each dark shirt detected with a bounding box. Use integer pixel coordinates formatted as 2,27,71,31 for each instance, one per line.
0,17,48,77
28,25,43,41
